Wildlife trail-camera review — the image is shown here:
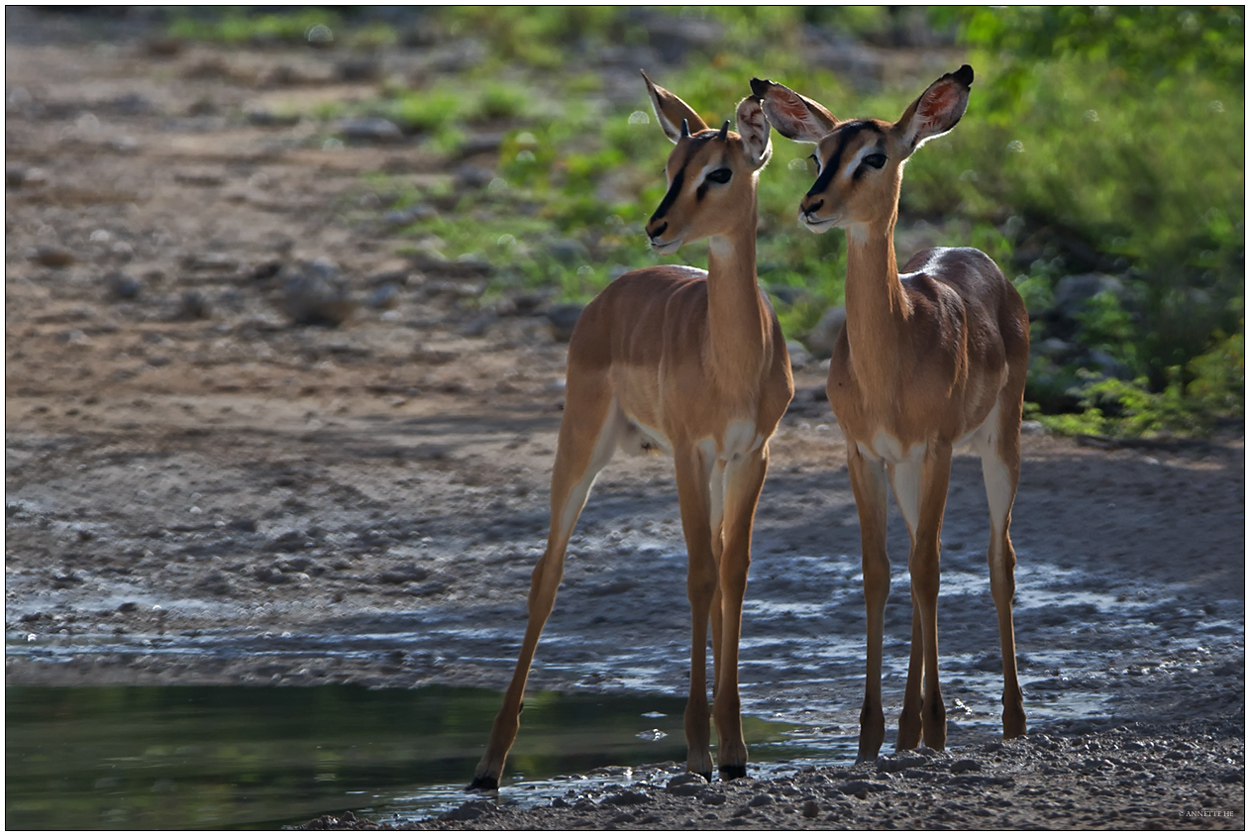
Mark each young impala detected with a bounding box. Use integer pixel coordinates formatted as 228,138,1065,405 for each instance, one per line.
751,66,1029,760
468,73,792,789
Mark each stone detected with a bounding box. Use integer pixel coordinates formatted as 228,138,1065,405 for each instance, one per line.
29,246,75,268
281,260,356,327
545,303,584,342
805,306,846,358
105,271,142,301
338,117,404,144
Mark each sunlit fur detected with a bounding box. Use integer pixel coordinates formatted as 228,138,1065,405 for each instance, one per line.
470,73,792,790
754,66,1030,761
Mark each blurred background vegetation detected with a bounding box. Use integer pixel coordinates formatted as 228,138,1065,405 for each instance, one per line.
164,5,1244,439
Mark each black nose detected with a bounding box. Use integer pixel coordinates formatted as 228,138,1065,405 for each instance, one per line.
648,220,668,238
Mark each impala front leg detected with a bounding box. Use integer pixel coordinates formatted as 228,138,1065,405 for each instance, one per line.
674,446,717,779
894,442,953,752
846,443,890,761
713,447,769,779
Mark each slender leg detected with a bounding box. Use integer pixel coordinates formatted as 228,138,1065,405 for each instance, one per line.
469,383,623,790
712,446,769,779
899,442,953,751
674,446,717,778
889,456,924,751
980,402,1027,739
846,443,890,762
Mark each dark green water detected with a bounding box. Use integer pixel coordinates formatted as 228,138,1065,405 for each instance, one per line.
6,685,834,829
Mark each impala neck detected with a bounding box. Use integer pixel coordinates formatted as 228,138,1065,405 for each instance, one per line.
844,218,910,388
705,211,769,389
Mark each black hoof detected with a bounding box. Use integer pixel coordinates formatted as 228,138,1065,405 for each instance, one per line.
719,764,747,780
697,771,712,782
466,775,499,791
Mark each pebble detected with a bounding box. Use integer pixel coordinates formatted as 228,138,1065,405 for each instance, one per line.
281,260,356,327
29,245,76,268
338,117,404,144
105,271,141,301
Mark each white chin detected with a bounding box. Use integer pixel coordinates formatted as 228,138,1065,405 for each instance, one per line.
650,239,683,255
801,216,838,234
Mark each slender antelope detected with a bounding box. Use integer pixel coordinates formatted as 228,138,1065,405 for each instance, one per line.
468,73,793,790
751,66,1029,760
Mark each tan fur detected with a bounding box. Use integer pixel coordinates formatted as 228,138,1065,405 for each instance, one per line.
470,75,793,789
755,67,1029,760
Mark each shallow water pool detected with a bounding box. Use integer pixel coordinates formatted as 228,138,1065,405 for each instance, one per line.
5,684,849,829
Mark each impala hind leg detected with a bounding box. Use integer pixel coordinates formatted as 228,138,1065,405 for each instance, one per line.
469,386,625,790
712,447,769,779
674,446,718,778
979,406,1027,739
846,445,890,762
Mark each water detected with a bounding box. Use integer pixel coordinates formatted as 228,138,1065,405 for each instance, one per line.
5,684,848,829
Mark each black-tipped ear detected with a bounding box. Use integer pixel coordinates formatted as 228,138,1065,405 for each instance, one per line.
751,77,837,145
896,65,974,152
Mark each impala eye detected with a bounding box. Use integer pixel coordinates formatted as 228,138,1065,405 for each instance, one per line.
864,153,887,169
706,168,732,184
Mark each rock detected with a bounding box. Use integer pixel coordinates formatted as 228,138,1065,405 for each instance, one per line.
950,759,982,774
786,339,813,370
336,57,382,82
748,793,775,807
367,282,402,310
545,303,584,342
181,252,237,271
376,565,430,585
546,238,592,266
1052,273,1125,320
245,109,301,128
666,773,708,797
838,780,890,799
29,246,76,268
698,790,727,805
439,799,495,822
177,291,212,320
281,260,356,327
104,271,141,301
805,306,846,358
603,789,651,805
801,798,821,818
455,165,494,190
338,117,404,144
382,205,437,228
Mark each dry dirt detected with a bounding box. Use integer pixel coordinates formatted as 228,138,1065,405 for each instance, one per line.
5,10,1245,830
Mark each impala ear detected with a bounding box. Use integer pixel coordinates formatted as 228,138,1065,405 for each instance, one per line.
641,69,708,144
897,65,973,153
735,96,772,169
750,77,837,144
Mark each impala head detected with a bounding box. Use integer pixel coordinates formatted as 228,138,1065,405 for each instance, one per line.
641,71,772,255
751,65,973,233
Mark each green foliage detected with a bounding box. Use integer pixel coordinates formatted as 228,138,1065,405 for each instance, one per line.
166,6,1243,437
168,7,342,45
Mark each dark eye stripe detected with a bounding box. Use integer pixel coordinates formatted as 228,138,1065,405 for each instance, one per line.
806,122,882,196
650,165,685,222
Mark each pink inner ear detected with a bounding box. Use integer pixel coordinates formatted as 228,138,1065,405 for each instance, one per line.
774,90,812,124
919,82,960,126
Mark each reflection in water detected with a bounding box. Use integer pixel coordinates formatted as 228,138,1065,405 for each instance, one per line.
6,684,839,829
